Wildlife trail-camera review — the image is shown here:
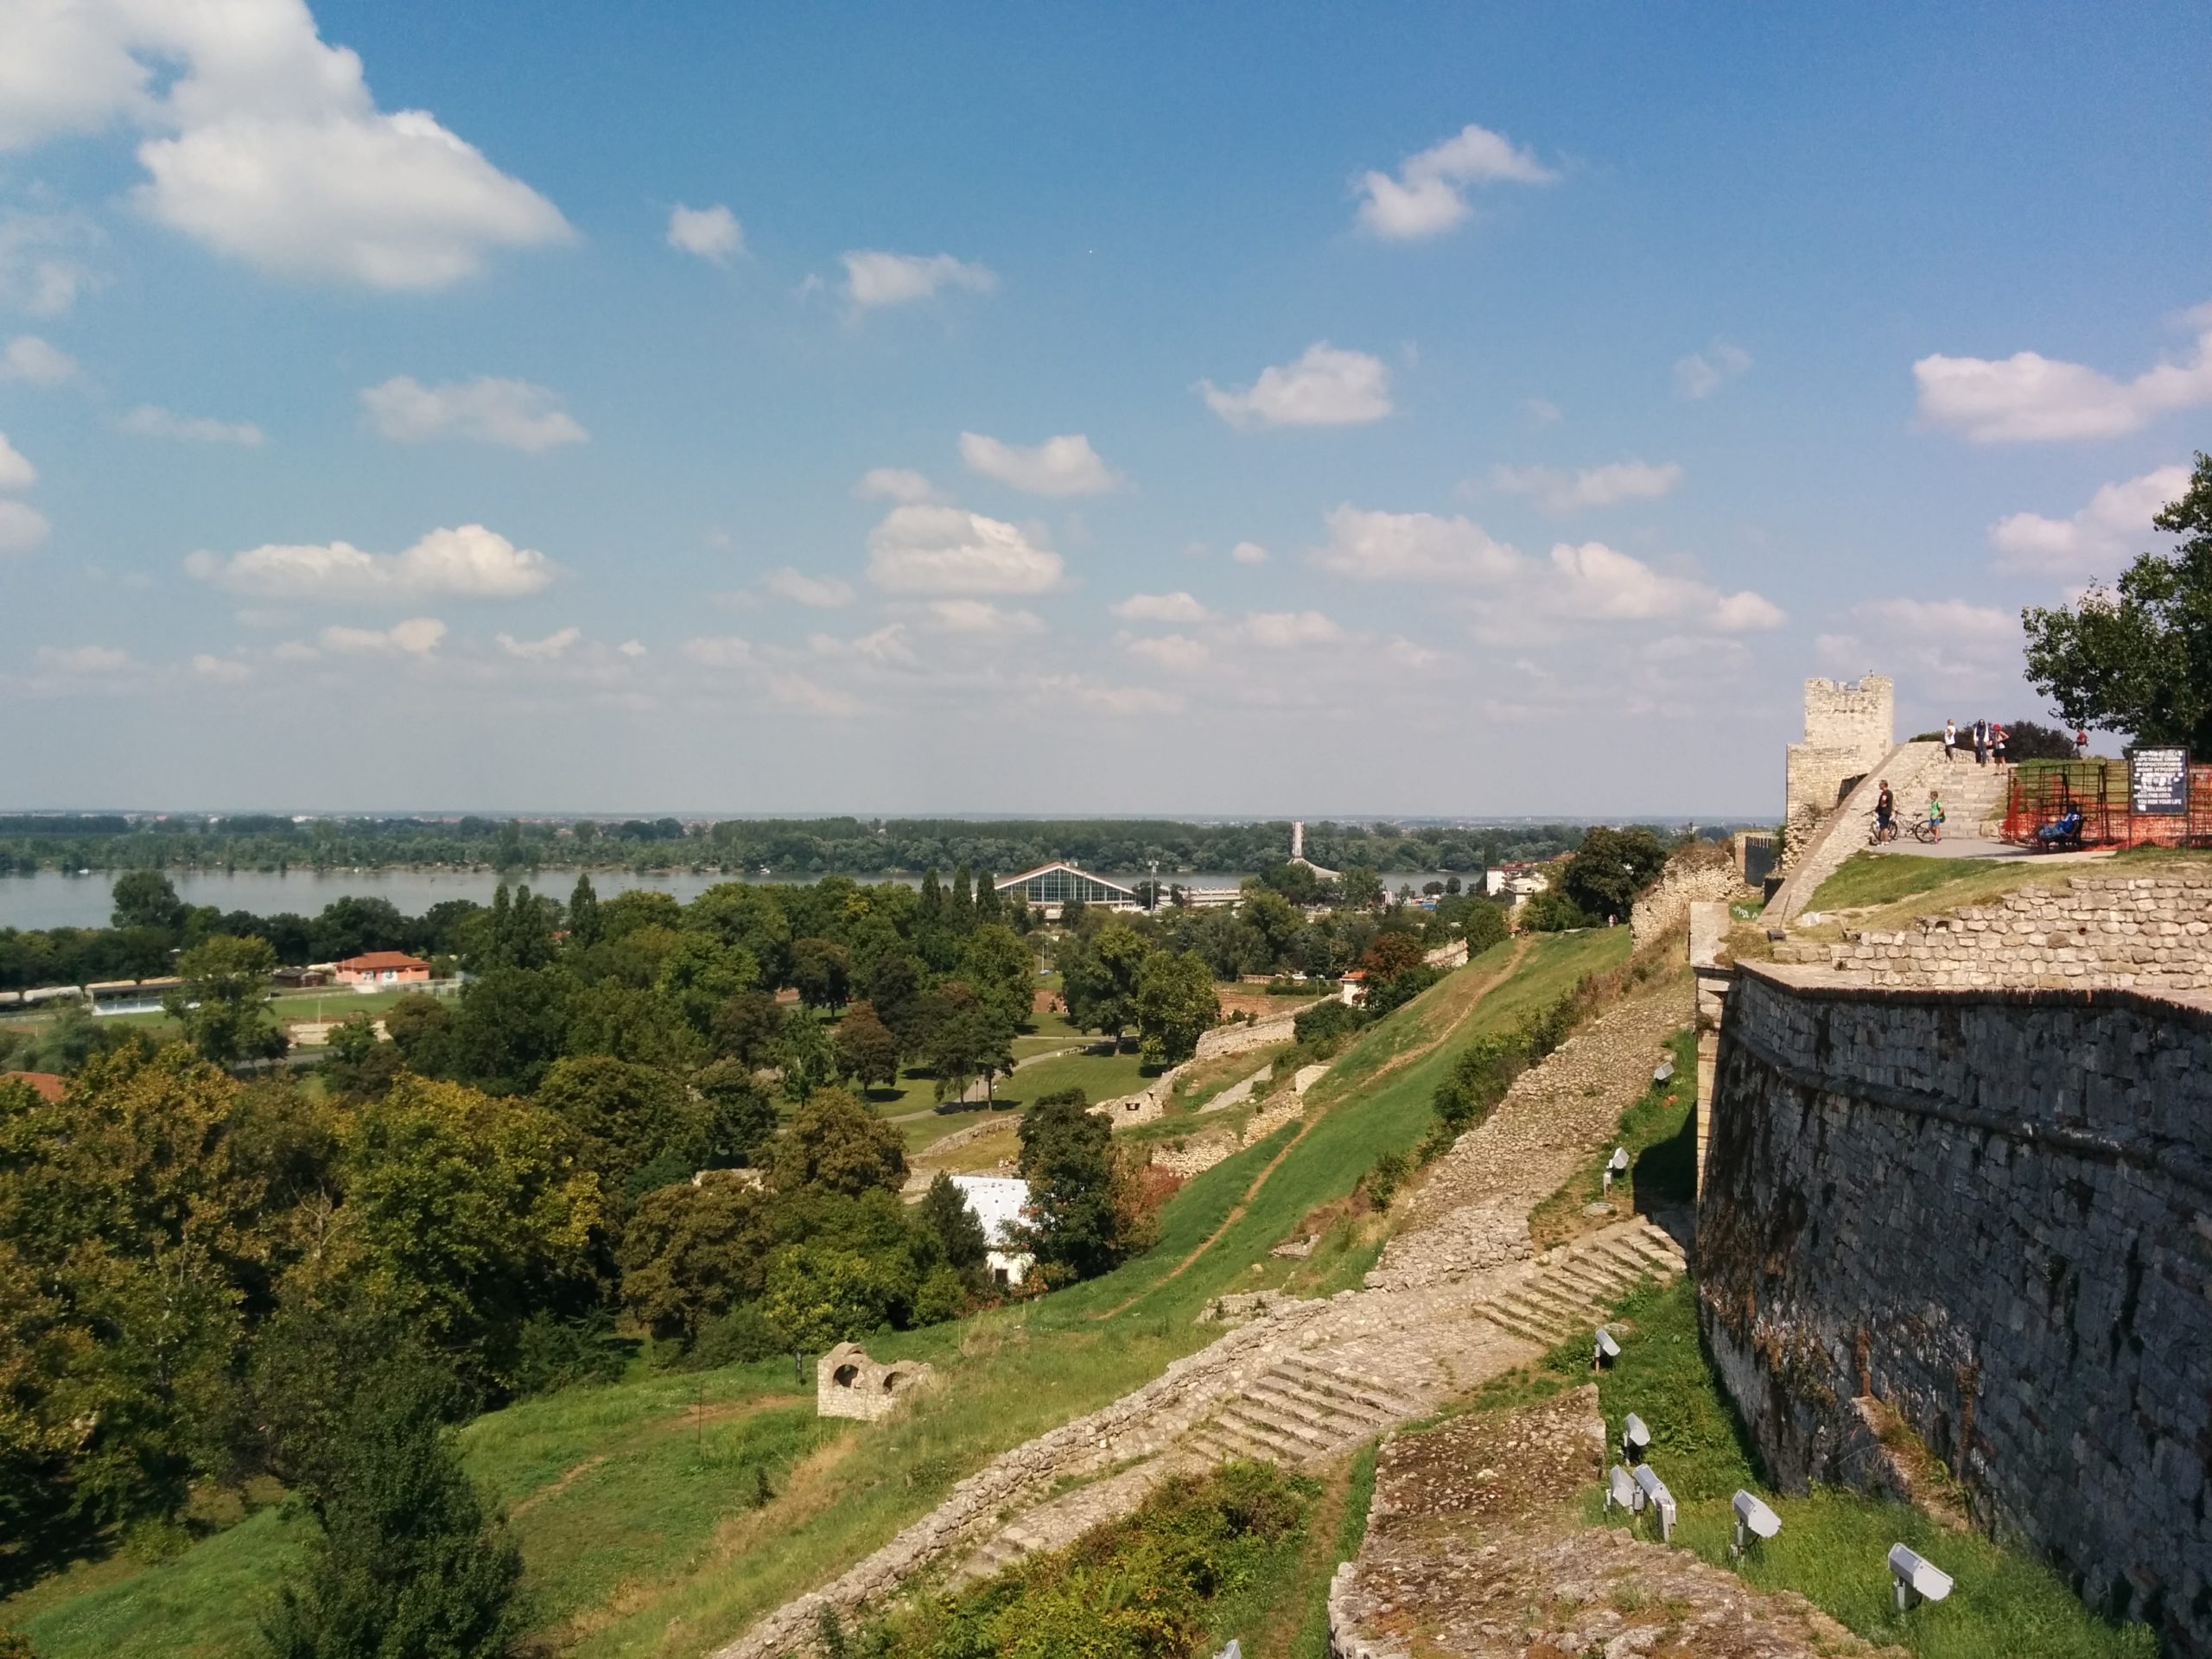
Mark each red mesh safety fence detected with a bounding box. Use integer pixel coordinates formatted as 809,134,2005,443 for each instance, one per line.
2001,760,2212,849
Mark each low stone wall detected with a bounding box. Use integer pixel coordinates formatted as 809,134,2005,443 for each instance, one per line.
1630,848,1749,948
1700,962,2212,1654
1768,740,1941,920
1095,1001,1306,1125
1784,871,2212,992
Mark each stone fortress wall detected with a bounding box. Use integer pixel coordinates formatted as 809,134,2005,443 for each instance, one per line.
1781,675,1894,870
1698,961,2212,1655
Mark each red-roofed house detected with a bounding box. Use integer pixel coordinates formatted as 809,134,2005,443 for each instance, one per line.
2,1071,66,1103
334,951,431,988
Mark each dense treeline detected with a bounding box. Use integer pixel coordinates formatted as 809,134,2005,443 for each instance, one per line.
0,813,1605,878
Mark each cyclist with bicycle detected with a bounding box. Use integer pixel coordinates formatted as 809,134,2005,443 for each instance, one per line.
1873,779,1896,842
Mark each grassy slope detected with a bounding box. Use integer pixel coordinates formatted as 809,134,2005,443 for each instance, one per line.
4,932,1622,1659
1802,845,2209,919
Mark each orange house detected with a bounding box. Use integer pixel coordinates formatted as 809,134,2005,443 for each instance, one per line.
334,951,431,988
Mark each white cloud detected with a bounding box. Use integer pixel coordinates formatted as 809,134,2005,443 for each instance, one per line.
1915,309,2212,442
841,250,996,309
1123,633,1210,672
865,504,1063,594
320,617,445,656
1,335,75,385
1311,504,1522,584
1525,397,1563,426
1201,342,1392,429
190,652,251,683
495,626,582,660
1489,459,1683,514
1544,541,1783,632
764,671,858,717
0,213,99,316
854,467,941,504
35,644,128,673
360,375,586,451
618,639,645,658
1110,591,1210,623
1354,123,1557,240
925,599,1043,635
958,431,1120,496
1036,674,1185,717
0,499,49,553
1987,465,2190,576
187,524,554,601
666,202,742,264
1675,342,1752,399
1230,540,1269,566
0,2,571,289
1240,610,1344,649
0,432,35,491
764,567,855,608
682,636,755,668
119,404,264,445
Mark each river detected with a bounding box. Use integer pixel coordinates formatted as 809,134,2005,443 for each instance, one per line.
0,868,1468,931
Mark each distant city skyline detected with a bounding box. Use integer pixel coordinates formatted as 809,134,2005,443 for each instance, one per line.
0,1,2205,815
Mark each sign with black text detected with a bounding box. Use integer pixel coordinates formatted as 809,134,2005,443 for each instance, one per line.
2127,747,2191,816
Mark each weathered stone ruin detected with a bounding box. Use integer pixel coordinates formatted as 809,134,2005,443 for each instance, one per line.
1781,675,1892,872
816,1342,938,1422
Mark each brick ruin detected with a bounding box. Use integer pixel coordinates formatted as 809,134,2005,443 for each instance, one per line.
817,1342,938,1422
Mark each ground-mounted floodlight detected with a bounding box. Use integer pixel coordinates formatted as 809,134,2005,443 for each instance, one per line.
1888,1544,1953,1611
1604,1145,1630,1194
1211,1642,1243,1659
1731,1490,1780,1556
1653,1060,1675,1086
1606,1464,1637,1514
1621,1412,1650,1462
1633,1464,1676,1541
1593,1326,1621,1370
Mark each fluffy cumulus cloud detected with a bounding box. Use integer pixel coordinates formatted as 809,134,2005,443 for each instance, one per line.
187,523,554,601
854,467,941,504
925,599,1042,635
764,567,855,607
1239,610,1344,649
0,429,47,554
865,504,1062,594
0,212,100,316
1310,504,1521,583
0,432,36,493
35,644,129,674
958,431,1120,497
191,652,252,683
1543,541,1783,632
1821,596,2024,699
1230,540,1269,566
360,375,586,451
666,202,742,264
1488,459,1683,514
1354,122,1556,239
495,626,581,660
0,0,570,289
120,404,264,445
1201,342,1392,429
1110,591,1210,623
1915,308,2212,442
841,250,996,309
1675,342,1753,399
1987,465,2190,577
1123,632,1209,672
1,334,75,385
319,617,445,655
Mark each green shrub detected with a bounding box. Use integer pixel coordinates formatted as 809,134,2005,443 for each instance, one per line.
1292,996,1363,1047
1361,1150,1411,1211
684,1303,786,1369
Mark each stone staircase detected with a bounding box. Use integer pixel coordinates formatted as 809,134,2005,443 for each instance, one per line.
1467,1218,1688,1349
1182,1353,1425,1467
1919,752,2012,835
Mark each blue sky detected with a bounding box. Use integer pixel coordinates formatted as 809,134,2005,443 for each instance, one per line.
0,1,2205,816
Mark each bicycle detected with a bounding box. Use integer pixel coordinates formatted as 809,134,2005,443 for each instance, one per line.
1908,816,1942,843
1866,813,1899,845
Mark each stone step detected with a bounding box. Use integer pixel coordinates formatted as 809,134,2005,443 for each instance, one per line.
1488,1293,1574,1341
1536,1259,1624,1306
1473,1305,1557,1347
1247,1375,1386,1439
1515,1278,1602,1322
1216,1401,1334,1461
1274,1357,1421,1421
1189,1418,1285,1465
1260,1363,1402,1427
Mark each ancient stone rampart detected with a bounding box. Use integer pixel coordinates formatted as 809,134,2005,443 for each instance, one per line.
1630,843,1748,949
1095,1001,1306,1124
1698,962,2212,1653
1776,871,2212,992
1781,675,1893,871
1767,740,1940,920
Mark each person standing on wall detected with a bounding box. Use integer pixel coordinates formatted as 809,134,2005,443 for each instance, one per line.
1875,779,1896,841
2075,726,2089,760
1943,718,1958,763
1973,718,1987,766
1993,721,2008,768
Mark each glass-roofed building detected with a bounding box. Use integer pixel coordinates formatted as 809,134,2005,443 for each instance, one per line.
995,861,1141,912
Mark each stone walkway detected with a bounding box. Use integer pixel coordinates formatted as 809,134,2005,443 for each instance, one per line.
710,976,1694,1659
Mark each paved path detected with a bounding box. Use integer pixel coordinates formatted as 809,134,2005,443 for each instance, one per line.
1870,835,2114,865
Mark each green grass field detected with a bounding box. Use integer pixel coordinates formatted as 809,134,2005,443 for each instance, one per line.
1802,845,2209,920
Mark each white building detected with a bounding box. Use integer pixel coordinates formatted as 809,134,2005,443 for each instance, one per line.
949,1173,1036,1287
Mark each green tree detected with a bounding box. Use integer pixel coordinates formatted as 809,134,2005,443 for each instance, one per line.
769,1087,906,1198
440,968,569,1096
615,1177,767,1341
1559,828,1667,921
1134,950,1217,1068
560,979,701,1070
862,954,926,1056
833,1001,900,1093
778,1014,838,1105
759,1242,910,1352
692,1058,779,1166
320,1015,401,1103
1015,1089,1147,1280
566,874,602,949
917,1171,989,1278
957,923,1034,1032
110,869,187,934
596,888,683,943
1057,921,1149,1045
1238,886,1303,969
1335,865,1382,909
683,884,793,988
710,988,786,1068
381,994,454,1072
534,1057,708,1209
165,934,289,1065
790,937,852,1011
1520,886,1593,933
655,933,759,1037
262,1360,526,1659
2024,452,2212,750
919,981,1015,1105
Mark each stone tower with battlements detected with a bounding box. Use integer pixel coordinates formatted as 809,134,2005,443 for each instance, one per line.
1781,676,1893,869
